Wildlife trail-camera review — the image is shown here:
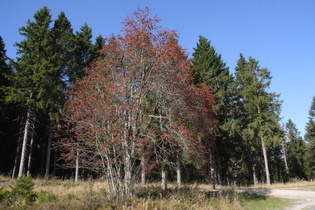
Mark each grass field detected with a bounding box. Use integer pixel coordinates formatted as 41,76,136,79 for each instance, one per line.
0,176,310,209
238,192,295,210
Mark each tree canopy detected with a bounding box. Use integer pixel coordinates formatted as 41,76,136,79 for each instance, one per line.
58,7,216,196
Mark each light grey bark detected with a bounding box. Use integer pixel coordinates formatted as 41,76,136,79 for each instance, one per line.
125,148,132,196
177,155,181,187
75,148,79,183
18,108,32,178
141,156,146,185
120,105,134,197
261,135,271,186
161,167,167,190
282,139,289,171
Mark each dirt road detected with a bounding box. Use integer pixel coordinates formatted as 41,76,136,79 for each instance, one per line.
237,189,315,209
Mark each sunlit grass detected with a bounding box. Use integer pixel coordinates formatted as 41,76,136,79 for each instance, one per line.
244,181,315,190
33,178,109,198
1,175,312,209
239,192,295,210
0,176,243,209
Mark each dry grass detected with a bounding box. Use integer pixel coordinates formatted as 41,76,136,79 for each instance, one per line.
0,176,243,209
244,181,315,190
33,178,109,198
196,180,315,191
1,175,313,209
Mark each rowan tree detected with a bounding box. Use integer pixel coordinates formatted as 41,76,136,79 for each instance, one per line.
60,7,216,197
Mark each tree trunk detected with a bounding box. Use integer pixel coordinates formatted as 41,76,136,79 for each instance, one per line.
210,149,216,189
18,108,32,178
27,134,34,176
214,147,222,186
161,166,167,191
177,155,181,187
253,163,259,186
282,140,289,171
75,148,79,183
261,135,271,186
125,148,132,196
12,137,22,178
140,156,146,185
45,126,53,180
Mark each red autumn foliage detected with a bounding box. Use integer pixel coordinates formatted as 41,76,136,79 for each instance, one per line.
57,7,217,196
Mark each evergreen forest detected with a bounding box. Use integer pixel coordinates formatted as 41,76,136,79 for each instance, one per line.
1,7,315,197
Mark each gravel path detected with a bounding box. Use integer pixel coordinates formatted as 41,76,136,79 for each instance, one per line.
237,189,315,210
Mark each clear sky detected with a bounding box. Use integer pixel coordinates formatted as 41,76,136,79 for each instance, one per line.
1,0,314,136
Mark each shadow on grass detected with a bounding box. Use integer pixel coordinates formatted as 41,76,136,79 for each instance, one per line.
134,185,199,199
237,190,291,210
239,192,267,200
236,189,273,198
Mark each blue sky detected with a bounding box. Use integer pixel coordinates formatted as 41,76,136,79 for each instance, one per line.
1,0,314,136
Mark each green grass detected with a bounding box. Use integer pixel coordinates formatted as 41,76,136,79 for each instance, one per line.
239,192,295,210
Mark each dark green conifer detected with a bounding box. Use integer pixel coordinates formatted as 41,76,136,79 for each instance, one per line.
8,6,63,177
52,11,76,87
234,54,282,186
286,119,306,179
0,36,12,91
0,36,18,174
304,97,315,180
73,24,95,82
192,36,235,185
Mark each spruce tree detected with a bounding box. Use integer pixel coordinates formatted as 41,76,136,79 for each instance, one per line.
192,36,231,92
0,36,12,92
8,7,63,177
286,119,306,179
90,34,105,62
52,11,76,87
12,6,64,114
0,36,18,174
234,54,282,185
192,36,235,185
0,35,10,114
72,24,96,83
304,97,315,180
52,13,104,85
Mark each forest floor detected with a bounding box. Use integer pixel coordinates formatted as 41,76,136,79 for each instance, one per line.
237,188,315,209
